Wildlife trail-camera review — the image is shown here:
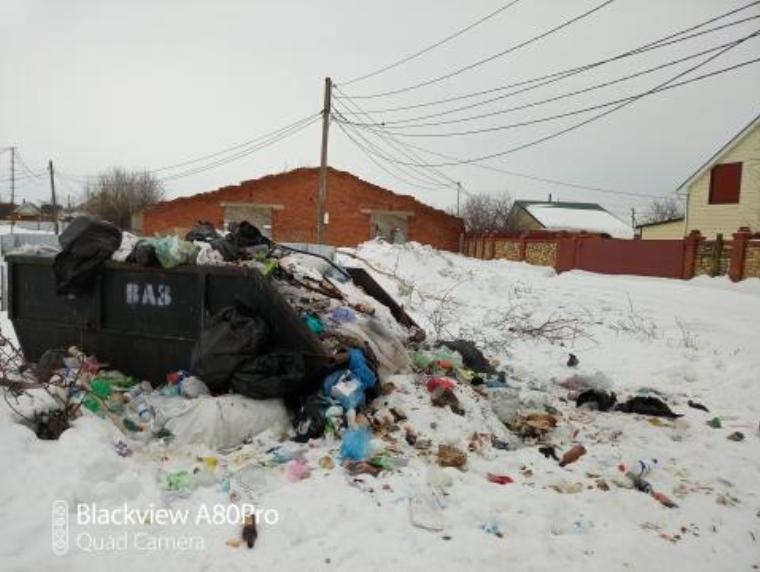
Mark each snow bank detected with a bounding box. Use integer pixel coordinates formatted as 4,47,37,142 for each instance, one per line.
0,239,758,571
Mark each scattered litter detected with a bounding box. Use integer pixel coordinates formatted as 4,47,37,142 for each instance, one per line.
727,431,745,442
242,515,258,549
559,445,587,467
616,396,682,418
688,400,709,412
437,444,467,469
707,417,722,429
409,490,445,532
566,353,579,368
651,491,678,509
486,473,514,485
340,428,372,461
285,459,311,482
482,520,504,538
576,389,617,411
539,445,559,461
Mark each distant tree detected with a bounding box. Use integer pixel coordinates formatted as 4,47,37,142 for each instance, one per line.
641,197,683,225
82,168,164,230
458,191,514,233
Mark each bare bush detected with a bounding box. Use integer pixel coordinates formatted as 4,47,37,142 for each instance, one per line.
641,197,683,225
459,191,514,233
0,333,90,439
608,295,660,341
82,167,165,230
674,317,699,350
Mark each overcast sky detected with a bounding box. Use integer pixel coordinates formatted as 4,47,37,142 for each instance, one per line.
1,0,758,222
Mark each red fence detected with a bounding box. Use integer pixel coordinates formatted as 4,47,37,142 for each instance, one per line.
556,237,687,278
464,228,760,282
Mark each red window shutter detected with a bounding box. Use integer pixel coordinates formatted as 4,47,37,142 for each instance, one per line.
708,163,742,204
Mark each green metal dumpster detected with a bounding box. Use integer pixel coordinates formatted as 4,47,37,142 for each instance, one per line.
6,254,325,383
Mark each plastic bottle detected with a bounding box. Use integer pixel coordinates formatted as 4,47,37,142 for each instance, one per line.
559,444,587,467
625,459,658,478
134,399,153,422
125,381,152,403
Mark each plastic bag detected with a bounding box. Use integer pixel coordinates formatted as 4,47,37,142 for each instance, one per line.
151,236,200,269
112,232,140,262
185,221,220,243
190,303,269,394
436,340,494,374
126,240,161,267
339,428,372,461
53,216,122,296
348,348,376,390
230,353,310,399
293,393,332,442
147,393,290,449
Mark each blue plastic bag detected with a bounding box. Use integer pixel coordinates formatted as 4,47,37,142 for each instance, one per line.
348,348,376,390
340,428,372,461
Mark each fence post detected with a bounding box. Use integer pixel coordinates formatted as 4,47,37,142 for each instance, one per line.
682,230,701,279
729,227,751,282
710,233,723,277
485,232,494,260
518,232,528,261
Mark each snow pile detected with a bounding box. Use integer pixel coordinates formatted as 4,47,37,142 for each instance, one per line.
0,239,758,571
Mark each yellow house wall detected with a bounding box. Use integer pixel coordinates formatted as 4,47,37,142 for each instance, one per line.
686,123,760,238
640,219,685,239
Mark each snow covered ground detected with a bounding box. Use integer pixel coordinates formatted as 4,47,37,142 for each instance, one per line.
0,240,758,572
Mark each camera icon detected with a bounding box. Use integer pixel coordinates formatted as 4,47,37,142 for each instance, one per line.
51,500,69,556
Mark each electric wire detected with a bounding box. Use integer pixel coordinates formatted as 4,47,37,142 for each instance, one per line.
343,0,619,99
338,0,525,86
339,3,760,111
339,34,759,129
340,39,759,165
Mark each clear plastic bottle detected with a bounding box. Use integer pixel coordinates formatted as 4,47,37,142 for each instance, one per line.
626,459,657,478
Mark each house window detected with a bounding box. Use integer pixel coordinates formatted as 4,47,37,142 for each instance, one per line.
708,163,742,204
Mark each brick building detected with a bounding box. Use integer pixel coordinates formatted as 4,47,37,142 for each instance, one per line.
142,167,464,251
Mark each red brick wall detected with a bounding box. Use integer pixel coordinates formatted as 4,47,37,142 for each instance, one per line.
143,167,464,251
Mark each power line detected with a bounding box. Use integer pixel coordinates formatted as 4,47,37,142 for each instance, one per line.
340,35,759,129
336,120,456,193
343,0,619,99
151,112,320,174
341,52,760,138
338,113,667,200
332,90,458,187
333,94,661,200
341,42,759,166
159,115,321,182
338,0,525,86
60,112,321,183
340,4,760,112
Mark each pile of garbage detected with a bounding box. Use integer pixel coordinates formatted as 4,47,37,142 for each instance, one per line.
14,216,755,550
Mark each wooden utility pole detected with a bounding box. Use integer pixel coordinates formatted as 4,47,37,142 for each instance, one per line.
630,208,636,230
316,77,332,244
48,160,59,235
10,146,15,234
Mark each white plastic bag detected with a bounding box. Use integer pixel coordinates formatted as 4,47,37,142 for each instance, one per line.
147,394,290,449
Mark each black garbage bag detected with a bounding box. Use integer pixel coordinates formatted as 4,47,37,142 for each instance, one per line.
576,389,617,412
230,353,309,399
437,340,495,374
615,396,682,418
231,220,271,248
53,216,122,296
126,240,160,267
190,303,269,394
293,393,332,443
185,221,219,243
210,236,242,261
